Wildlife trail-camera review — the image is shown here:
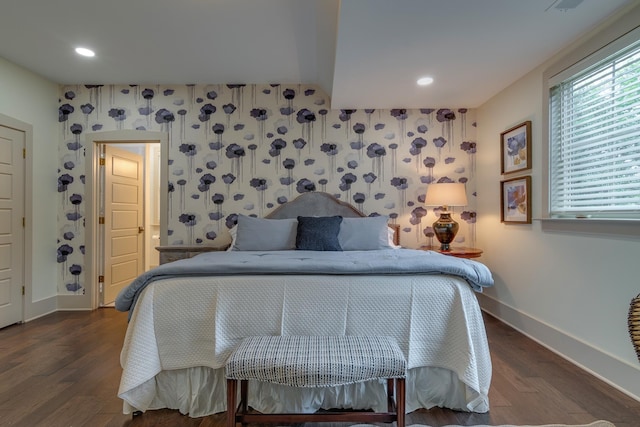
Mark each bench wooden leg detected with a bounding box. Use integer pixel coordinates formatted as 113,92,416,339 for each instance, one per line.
226,379,237,427
397,377,405,427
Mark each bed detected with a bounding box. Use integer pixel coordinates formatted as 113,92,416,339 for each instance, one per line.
115,191,494,417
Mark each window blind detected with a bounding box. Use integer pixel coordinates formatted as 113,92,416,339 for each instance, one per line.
549,35,640,218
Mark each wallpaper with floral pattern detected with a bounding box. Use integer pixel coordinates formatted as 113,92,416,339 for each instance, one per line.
57,84,478,295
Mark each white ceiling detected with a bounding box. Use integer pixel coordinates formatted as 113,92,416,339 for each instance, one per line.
0,0,634,108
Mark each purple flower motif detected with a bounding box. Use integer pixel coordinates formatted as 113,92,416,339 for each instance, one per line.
296,109,316,124
340,173,357,191
366,143,386,158
417,124,428,133
227,84,246,89
304,159,315,166
59,104,74,122
234,124,245,131
108,108,126,121
250,108,268,121
168,182,175,193
212,193,224,205
223,104,236,115
283,158,295,169
347,160,358,169
209,141,223,151
461,211,476,224
276,126,288,135
410,207,428,225
206,160,217,170
179,143,197,156
445,157,456,164
433,137,447,148
225,213,239,229
199,104,216,121
179,213,197,226
142,88,154,100
57,244,73,262
339,110,355,122
207,90,218,100
374,193,385,200
296,178,316,193
460,141,477,154
304,89,315,96
420,109,435,115
374,123,385,130
64,91,75,100
353,193,365,205
70,194,82,205
293,138,306,150
458,108,468,114
58,174,74,192
70,123,82,135
199,174,216,191
212,123,225,135
250,178,268,191
63,231,74,240
155,109,175,124
225,143,245,159
410,137,427,155
507,134,525,156
363,172,377,184
353,123,365,134
269,138,287,157
283,88,295,100
390,109,408,120
423,157,436,168
81,104,94,115
436,109,456,122
390,177,409,190
66,212,82,221
222,173,236,185
280,177,295,185
163,89,174,96
280,106,294,116
365,109,375,114
320,143,339,155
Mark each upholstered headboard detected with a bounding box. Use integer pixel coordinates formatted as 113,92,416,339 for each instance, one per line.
266,192,400,246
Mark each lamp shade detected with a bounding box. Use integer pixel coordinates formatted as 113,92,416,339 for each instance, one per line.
424,183,468,209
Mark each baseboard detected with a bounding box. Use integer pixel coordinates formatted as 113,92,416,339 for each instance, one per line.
24,295,57,322
478,293,640,402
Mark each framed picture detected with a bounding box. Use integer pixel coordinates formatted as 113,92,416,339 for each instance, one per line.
501,121,531,175
501,176,531,224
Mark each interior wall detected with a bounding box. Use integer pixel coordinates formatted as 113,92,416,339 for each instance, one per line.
0,56,59,319
476,4,640,400
58,84,480,297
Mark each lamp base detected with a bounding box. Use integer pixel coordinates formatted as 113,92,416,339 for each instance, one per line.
432,212,459,252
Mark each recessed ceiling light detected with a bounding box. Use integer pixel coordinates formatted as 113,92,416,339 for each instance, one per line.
75,47,95,57
417,77,434,86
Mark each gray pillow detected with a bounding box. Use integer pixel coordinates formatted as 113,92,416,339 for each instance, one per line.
232,215,297,251
296,216,343,251
339,216,393,250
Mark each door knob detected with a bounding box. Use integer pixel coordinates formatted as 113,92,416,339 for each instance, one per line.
138,226,145,233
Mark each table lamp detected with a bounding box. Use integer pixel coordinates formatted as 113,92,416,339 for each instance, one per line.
424,183,468,251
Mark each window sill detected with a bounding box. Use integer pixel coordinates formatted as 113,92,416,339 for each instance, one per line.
537,217,640,238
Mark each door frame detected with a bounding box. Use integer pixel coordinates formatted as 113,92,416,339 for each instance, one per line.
0,114,31,324
84,130,168,310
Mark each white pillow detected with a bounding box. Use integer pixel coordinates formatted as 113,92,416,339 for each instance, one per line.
338,216,393,250
231,215,297,251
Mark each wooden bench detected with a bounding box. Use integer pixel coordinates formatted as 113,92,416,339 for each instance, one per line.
225,335,406,427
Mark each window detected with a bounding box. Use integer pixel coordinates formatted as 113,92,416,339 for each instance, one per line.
548,29,640,219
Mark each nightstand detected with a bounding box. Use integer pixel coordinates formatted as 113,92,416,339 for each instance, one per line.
419,245,483,259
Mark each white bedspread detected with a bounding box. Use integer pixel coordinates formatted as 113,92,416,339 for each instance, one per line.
118,273,491,416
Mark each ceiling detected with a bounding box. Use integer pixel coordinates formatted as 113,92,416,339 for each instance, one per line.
0,0,634,109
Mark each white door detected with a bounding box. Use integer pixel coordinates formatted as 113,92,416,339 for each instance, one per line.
103,145,144,304
0,125,24,328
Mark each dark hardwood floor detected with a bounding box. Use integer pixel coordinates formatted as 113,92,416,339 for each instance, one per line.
0,308,638,427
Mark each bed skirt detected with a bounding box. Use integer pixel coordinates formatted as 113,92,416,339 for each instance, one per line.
120,365,489,417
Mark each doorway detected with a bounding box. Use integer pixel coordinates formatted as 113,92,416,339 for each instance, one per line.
85,130,168,309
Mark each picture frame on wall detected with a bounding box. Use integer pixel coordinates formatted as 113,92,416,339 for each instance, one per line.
501,120,531,175
501,176,531,224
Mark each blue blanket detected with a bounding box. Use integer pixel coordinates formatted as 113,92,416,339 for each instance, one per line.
115,249,494,314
